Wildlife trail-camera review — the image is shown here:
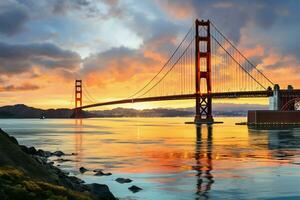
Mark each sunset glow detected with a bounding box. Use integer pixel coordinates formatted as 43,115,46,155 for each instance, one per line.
0,1,299,109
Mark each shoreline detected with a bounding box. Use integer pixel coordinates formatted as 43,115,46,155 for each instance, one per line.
0,128,116,200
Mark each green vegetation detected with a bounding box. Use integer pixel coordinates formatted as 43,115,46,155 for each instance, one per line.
0,129,116,200
0,166,93,200
0,129,58,182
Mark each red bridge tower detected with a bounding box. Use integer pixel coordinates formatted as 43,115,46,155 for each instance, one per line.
75,80,82,118
194,19,214,124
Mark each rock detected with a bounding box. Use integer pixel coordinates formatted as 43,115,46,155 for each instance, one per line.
20,146,52,158
88,183,116,200
128,185,142,193
44,151,52,157
28,146,37,155
53,150,65,157
48,161,54,165
53,158,72,163
94,170,112,176
0,129,18,145
59,175,86,192
68,176,84,184
79,167,88,174
115,178,132,184
8,136,19,145
0,129,117,199
35,156,47,165
19,145,29,154
36,149,52,157
93,169,103,172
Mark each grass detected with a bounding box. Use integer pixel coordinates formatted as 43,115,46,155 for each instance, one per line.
0,166,93,200
0,129,100,200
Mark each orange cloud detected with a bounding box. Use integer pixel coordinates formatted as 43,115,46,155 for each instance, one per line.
242,45,265,59
0,83,39,92
156,0,194,20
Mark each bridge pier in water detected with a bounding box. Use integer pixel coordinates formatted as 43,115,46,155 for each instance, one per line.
194,19,214,124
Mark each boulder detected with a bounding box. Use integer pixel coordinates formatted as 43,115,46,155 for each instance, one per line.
35,156,47,165
48,161,54,165
0,129,18,145
94,170,112,176
53,150,64,157
93,169,103,172
115,178,132,184
128,185,142,193
19,145,29,154
88,183,116,200
68,176,85,184
28,146,37,155
36,149,52,157
8,136,19,145
79,167,88,174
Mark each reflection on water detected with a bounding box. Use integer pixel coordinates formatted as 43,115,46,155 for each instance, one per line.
194,125,213,199
74,119,83,169
2,117,300,200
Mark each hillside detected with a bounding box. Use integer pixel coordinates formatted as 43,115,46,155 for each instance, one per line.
0,128,115,200
0,104,79,118
0,103,268,118
0,129,57,181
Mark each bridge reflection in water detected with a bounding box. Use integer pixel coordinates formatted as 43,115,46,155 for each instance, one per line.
57,117,300,199
72,118,215,198
194,125,214,199
74,119,83,170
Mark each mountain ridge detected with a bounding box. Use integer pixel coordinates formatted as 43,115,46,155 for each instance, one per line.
0,104,268,118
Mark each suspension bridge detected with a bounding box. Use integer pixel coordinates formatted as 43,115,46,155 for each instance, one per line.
72,19,300,124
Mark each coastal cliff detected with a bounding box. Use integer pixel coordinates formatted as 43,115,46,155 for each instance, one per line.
0,128,115,200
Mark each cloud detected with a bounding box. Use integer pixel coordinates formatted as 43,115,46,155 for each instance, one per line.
52,0,90,15
50,0,123,19
0,83,39,92
0,6,29,36
0,42,81,75
82,46,159,84
123,10,183,64
156,0,293,43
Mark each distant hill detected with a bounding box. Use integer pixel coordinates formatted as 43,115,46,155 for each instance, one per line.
89,107,193,117
0,103,268,118
0,104,76,118
89,103,267,117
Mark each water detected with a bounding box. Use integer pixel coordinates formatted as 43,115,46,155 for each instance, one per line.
1,117,300,200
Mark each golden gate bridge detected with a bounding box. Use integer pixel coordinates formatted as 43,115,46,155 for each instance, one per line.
72,19,300,124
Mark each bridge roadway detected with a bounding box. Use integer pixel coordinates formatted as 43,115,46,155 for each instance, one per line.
77,89,300,110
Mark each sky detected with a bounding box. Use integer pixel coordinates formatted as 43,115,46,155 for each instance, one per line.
0,0,300,109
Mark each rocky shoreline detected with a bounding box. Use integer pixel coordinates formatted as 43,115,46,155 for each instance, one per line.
0,128,116,200
19,146,116,200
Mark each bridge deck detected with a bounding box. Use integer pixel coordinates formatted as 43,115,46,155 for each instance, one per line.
79,90,278,109
78,89,300,109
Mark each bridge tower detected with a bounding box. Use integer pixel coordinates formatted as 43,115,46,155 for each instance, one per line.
194,19,214,124
75,80,82,118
